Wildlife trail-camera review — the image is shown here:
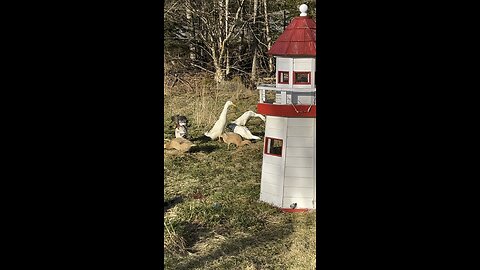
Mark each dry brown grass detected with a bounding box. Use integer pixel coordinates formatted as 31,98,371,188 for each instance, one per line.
164,74,258,133
164,73,316,269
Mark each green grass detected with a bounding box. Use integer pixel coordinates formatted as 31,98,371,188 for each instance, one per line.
164,77,316,269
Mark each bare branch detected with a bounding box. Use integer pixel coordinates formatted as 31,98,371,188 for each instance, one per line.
191,63,215,74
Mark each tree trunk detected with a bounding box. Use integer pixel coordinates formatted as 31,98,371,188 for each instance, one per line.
225,0,230,76
214,67,224,83
212,49,225,83
264,0,274,74
213,57,225,83
250,0,258,83
225,0,229,34
186,1,196,61
226,48,230,76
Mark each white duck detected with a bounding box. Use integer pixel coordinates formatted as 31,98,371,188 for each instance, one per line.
232,110,265,126
227,123,261,140
204,100,236,140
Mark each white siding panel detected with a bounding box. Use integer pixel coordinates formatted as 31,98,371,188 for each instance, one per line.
266,116,286,130
285,167,313,178
265,128,284,139
293,59,312,71
293,63,311,71
287,127,313,137
284,177,314,188
261,172,282,185
263,155,283,166
286,147,313,158
260,192,282,207
284,187,313,198
260,181,283,197
282,197,314,209
262,163,282,176
276,57,294,88
287,137,314,147
285,157,313,168
277,57,291,69
287,118,314,127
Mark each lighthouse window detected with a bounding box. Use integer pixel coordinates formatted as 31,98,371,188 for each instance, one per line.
264,137,283,157
278,71,289,84
293,72,311,84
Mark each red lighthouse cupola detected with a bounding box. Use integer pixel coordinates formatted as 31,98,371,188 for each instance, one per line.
268,5,316,57
257,4,316,211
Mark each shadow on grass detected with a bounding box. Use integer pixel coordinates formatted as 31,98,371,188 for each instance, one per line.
173,217,294,270
164,196,184,213
190,144,219,153
190,135,212,143
252,131,265,137
180,222,211,251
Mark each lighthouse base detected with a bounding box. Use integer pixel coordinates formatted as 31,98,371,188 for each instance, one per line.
259,115,316,210
281,208,310,213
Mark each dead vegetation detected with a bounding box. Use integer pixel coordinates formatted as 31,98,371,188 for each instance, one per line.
164,74,316,269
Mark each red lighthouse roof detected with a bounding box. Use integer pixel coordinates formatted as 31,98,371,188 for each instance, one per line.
268,9,316,57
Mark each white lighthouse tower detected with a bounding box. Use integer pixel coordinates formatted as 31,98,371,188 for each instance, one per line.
257,4,316,212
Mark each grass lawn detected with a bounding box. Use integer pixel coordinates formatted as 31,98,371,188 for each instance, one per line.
164,77,316,269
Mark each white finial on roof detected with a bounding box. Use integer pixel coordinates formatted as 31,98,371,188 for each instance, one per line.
299,4,308,16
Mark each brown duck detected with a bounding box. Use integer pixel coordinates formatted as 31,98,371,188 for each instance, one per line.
164,137,197,152
219,132,251,150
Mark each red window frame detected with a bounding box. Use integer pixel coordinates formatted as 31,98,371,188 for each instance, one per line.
264,137,283,157
293,71,311,85
277,71,289,84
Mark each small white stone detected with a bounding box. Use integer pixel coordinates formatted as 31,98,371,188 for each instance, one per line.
300,4,308,16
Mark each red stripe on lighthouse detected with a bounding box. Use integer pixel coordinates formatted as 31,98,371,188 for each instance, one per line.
257,103,316,117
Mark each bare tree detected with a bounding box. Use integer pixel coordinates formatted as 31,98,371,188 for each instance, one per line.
164,0,316,84
263,0,274,74
193,0,246,83
186,0,196,61
250,0,259,83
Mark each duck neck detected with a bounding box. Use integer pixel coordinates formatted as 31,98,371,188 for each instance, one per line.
220,104,230,118
235,112,252,126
